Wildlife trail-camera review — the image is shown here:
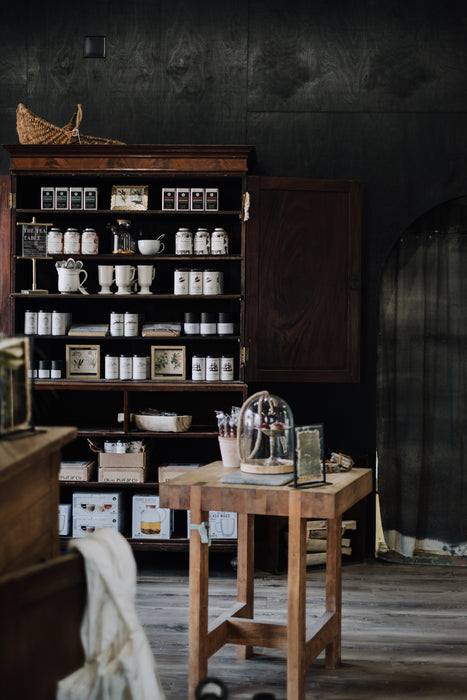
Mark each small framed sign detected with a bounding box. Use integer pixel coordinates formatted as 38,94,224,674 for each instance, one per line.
293,423,328,488
66,344,101,379
21,222,48,257
111,185,148,211
151,345,186,380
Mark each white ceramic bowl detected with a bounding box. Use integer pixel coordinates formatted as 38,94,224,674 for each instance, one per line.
138,239,164,255
134,413,192,432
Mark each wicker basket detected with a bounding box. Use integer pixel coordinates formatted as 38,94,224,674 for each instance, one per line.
16,103,124,145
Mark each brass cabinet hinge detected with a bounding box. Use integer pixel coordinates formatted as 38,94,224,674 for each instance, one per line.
8,192,16,208
240,346,249,364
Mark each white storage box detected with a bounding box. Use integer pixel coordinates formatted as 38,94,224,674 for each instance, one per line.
58,504,71,536
132,495,173,539
187,510,237,539
72,491,123,518
72,516,121,538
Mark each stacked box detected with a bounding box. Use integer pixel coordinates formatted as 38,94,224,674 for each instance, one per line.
59,460,95,482
187,510,237,539
97,451,148,483
132,495,173,539
72,491,123,538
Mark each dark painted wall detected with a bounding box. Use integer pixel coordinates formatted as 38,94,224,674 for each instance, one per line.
2,0,467,484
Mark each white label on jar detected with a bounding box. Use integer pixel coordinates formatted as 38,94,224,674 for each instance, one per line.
81,229,99,254
189,270,203,295
37,310,52,335
217,322,234,335
200,322,217,336
174,269,189,295
24,310,38,335
203,270,223,295
192,355,206,381
124,312,139,337
184,322,200,335
110,312,124,336
63,229,80,254
206,356,220,381
132,355,148,379
104,355,119,379
221,356,234,381
52,311,68,335
119,355,133,380
175,228,193,254
211,228,229,255
47,228,63,254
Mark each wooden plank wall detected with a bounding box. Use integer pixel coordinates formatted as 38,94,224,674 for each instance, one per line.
2,1,467,554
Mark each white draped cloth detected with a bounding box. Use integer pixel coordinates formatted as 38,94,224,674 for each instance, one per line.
57,528,165,700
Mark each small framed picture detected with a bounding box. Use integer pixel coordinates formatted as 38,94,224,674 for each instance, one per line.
151,345,185,380
293,423,328,488
111,185,148,211
66,344,101,379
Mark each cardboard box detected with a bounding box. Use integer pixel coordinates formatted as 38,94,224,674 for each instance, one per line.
187,510,237,539
98,467,147,483
158,462,203,483
72,491,123,518
132,495,173,539
98,452,148,469
59,460,95,482
72,515,121,538
58,504,71,535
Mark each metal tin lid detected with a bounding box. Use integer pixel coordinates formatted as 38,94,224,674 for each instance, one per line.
201,312,217,323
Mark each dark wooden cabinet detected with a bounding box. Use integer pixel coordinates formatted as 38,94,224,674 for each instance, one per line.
245,176,361,382
0,145,361,559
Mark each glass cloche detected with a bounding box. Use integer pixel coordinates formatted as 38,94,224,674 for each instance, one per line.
237,391,294,474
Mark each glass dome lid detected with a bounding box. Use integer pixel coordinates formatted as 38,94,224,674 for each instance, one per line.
237,390,294,474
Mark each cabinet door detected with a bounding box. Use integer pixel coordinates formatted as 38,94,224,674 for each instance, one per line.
244,176,361,382
0,175,13,335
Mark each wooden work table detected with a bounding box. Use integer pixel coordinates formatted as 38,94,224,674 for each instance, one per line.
0,425,77,576
159,461,373,700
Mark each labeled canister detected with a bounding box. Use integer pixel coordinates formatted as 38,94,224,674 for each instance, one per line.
217,312,234,335
51,310,68,336
119,354,133,380
194,228,210,255
206,355,220,381
81,228,99,255
38,360,51,379
211,227,229,255
37,310,52,335
110,311,124,336
184,312,200,335
191,354,206,381
124,312,139,337
203,269,223,295
63,227,80,255
175,227,193,255
200,312,217,335
174,269,189,295
189,269,203,295
24,310,38,335
47,227,63,254
51,360,63,379
220,355,234,381
132,355,148,380
104,354,119,379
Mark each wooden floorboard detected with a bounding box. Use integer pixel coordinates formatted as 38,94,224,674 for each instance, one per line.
135,557,467,699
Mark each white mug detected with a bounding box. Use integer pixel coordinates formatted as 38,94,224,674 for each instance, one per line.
115,265,136,294
98,265,115,294
137,265,155,294
57,267,88,293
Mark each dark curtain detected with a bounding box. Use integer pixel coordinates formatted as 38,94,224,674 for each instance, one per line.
377,230,467,560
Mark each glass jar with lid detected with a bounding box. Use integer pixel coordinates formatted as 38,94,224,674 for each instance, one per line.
107,219,136,254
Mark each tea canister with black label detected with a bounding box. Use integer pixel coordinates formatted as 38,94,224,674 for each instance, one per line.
206,355,220,381
191,354,206,381
110,311,124,336
220,355,234,381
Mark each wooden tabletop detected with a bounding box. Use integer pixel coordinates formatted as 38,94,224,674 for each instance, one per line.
159,461,373,519
0,426,77,481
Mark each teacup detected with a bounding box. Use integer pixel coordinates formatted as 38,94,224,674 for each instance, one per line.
115,265,136,294
138,239,165,255
137,265,155,294
98,265,115,294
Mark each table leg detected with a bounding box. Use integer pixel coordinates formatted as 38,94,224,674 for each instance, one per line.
236,512,255,659
188,485,209,699
287,490,307,700
325,514,342,669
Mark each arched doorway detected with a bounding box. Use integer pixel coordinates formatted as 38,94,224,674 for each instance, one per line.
377,196,467,564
